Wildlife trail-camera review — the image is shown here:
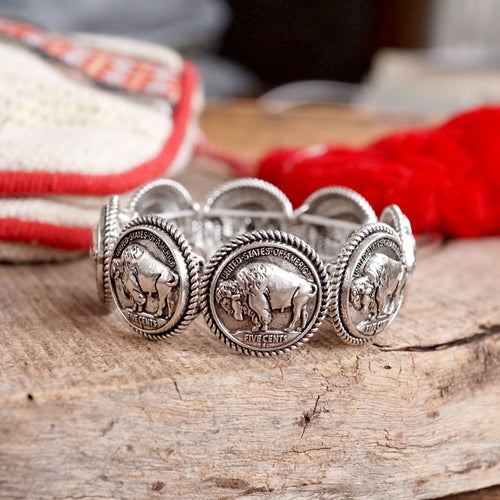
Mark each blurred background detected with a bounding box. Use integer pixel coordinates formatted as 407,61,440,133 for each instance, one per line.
2,0,500,114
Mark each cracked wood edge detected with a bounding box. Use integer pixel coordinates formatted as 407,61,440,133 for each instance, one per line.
0,312,499,499
1,149,500,498
0,230,499,499
374,324,500,352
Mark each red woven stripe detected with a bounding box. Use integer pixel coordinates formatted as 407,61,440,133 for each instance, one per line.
0,19,36,38
0,17,183,104
0,61,198,197
0,218,92,250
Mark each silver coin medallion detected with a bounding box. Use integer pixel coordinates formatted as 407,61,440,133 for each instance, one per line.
294,186,377,262
329,223,408,344
124,179,198,242
201,231,330,355
380,204,416,273
202,179,293,258
110,215,200,339
301,186,377,224
91,195,120,307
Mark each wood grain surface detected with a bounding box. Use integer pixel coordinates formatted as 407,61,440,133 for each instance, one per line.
1,101,499,499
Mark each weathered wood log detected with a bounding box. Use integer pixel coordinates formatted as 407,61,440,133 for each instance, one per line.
1,103,499,499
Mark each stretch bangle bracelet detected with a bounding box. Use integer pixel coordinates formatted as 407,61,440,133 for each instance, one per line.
91,178,415,355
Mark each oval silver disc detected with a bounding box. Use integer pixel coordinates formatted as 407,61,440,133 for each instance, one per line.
202,178,293,258
328,223,407,344
380,204,416,273
125,179,198,241
294,186,377,263
201,230,330,355
109,215,200,339
91,195,120,307
300,186,377,224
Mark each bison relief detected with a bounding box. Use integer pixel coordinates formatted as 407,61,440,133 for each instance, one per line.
112,243,179,318
349,253,407,321
216,263,317,333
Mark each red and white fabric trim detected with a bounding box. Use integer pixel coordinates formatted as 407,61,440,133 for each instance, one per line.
0,18,183,105
0,18,203,261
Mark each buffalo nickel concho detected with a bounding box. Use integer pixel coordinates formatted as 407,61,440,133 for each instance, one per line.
202,178,293,258
329,223,408,344
109,215,200,339
91,195,120,307
124,179,198,244
293,186,377,262
380,204,416,274
201,231,330,355
93,178,415,353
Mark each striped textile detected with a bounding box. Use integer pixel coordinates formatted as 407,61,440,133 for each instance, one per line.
0,18,202,261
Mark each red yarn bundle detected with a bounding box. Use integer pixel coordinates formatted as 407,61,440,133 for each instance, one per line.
257,107,500,237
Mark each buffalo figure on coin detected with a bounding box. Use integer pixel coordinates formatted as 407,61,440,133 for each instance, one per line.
216,262,317,333
349,253,406,320
112,243,179,318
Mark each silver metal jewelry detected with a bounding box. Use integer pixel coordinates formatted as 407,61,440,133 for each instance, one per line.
92,178,414,354
292,186,377,263
109,215,201,339
91,195,120,307
200,230,330,355
201,178,293,258
328,223,408,344
380,204,416,274
124,179,199,244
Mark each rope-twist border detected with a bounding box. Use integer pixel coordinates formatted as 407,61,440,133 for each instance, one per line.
303,186,377,224
328,222,404,345
114,214,201,340
125,179,195,218
380,204,416,271
102,195,120,306
380,204,405,236
200,229,331,356
203,178,293,217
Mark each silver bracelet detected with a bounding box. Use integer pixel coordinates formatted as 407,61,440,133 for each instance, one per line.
91,178,415,355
